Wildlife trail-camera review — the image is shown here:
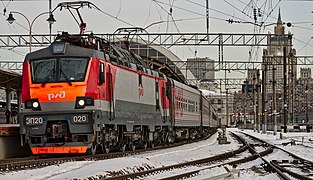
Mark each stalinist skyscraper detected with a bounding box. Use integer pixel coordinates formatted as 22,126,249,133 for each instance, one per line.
263,9,296,93
262,9,297,127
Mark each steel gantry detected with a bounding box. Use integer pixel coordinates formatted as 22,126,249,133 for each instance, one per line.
0,33,290,48
2,56,313,90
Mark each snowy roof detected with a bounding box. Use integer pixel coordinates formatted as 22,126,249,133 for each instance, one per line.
200,89,226,96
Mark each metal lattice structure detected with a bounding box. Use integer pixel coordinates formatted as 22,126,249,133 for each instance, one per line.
0,33,291,48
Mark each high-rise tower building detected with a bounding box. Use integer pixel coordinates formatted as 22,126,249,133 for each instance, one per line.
262,9,297,125
263,9,296,92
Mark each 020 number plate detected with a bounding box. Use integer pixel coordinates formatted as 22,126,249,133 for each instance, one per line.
71,114,88,124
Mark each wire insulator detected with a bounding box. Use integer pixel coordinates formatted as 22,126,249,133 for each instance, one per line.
253,8,257,22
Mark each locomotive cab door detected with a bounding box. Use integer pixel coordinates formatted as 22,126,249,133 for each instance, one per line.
98,61,105,107
107,65,115,120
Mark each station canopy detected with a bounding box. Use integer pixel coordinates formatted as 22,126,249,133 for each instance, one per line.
125,39,196,84
0,68,21,91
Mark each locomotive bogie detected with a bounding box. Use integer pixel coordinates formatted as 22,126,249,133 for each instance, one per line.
174,128,189,140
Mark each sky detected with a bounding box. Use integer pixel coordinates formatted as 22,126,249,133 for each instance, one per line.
0,128,312,179
0,0,313,79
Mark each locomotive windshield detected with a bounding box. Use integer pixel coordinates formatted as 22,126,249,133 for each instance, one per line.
30,57,89,84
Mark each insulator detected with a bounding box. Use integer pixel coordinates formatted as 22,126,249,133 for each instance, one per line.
258,8,262,17
253,8,257,21
287,22,292,27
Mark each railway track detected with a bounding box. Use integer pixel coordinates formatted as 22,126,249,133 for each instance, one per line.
92,132,253,179
97,130,312,180
0,133,215,172
3,129,311,179
240,131,313,180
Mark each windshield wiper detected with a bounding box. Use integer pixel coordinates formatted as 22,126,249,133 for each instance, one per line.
60,68,72,86
41,73,54,87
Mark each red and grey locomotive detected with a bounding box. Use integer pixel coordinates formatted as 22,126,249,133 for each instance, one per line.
19,32,218,155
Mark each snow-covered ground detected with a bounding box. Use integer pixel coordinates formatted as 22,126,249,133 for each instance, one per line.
236,128,313,163
1,128,312,180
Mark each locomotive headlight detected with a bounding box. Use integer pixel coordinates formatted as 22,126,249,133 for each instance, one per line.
33,102,39,108
75,96,94,109
78,99,85,106
25,98,41,111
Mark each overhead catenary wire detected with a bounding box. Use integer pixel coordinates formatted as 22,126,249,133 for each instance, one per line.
297,38,312,53
61,1,136,27
115,0,122,19
183,0,248,22
1,0,313,58
152,0,195,56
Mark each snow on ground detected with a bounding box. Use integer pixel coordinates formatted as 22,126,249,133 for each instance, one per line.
230,128,313,162
0,128,312,180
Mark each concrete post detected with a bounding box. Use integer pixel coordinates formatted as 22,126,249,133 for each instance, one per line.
5,88,12,124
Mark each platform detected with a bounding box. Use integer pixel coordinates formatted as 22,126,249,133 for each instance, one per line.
0,124,31,159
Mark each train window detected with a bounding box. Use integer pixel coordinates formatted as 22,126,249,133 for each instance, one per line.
155,81,160,110
59,58,88,82
30,57,89,84
31,58,56,83
138,74,142,86
98,62,105,85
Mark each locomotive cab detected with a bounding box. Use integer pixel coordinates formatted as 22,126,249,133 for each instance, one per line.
20,41,103,154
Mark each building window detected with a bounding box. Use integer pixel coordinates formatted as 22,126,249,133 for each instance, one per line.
218,99,223,104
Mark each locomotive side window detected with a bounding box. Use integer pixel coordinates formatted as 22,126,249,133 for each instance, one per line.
98,62,105,85
138,74,142,86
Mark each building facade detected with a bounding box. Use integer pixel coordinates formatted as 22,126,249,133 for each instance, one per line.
186,57,215,81
202,90,234,126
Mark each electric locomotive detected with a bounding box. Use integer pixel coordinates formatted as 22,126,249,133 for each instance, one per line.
19,32,217,155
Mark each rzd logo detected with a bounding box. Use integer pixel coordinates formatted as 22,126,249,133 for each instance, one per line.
47,91,66,100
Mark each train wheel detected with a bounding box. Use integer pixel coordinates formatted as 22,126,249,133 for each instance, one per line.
102,145,110,154
167,132,175,145
105,147,110,154
120,144,126,152
91,144,97,155
150,141,155,148
130,143,136,151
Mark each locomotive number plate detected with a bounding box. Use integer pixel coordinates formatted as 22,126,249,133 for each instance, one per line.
71,114,88,124
25,116,44,126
